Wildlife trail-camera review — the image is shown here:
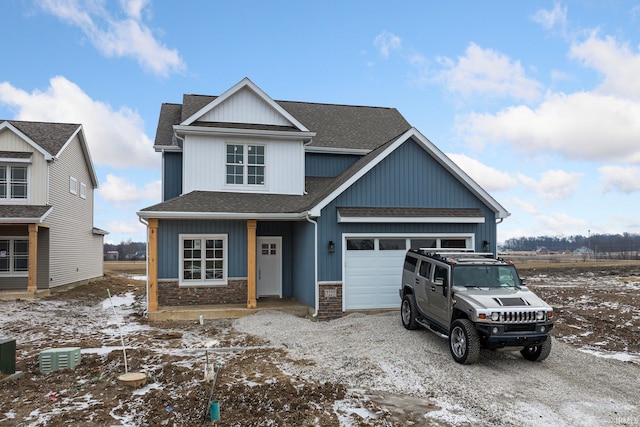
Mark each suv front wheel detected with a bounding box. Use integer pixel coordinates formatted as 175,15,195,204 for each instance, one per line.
520,336,552,362
449,319,480,364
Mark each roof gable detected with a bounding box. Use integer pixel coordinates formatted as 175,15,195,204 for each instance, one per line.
181,77,309,132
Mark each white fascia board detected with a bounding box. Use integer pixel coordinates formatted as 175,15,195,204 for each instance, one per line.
137,211,308,220
408,128,510,220
0,122,54,160
304,145,370,155
174,125,316,141
0,156,31,163
337,214,485,224
181,77,311,132
155,144,182,153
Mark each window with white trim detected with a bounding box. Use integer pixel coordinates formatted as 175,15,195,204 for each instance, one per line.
180,234,227,285
225,144,265,186
70,176,78,195
0,165,28,201
80,182,87,199
0,238,28,275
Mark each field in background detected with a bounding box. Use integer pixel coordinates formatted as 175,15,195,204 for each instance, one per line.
104,260,146,275
505,254,640,270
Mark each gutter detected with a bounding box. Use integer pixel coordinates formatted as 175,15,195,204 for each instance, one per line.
305,214,319,318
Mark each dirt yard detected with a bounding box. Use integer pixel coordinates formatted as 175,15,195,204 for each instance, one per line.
0,261,638,426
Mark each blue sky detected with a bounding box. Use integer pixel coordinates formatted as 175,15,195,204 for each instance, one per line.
2,1,640,245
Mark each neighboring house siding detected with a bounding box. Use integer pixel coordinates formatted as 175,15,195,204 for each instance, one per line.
182,135,305,195
305,153,360,177
163,152,182,201
0,129,48,204
48,135,102,287
157,219,247,279
316,138,497,281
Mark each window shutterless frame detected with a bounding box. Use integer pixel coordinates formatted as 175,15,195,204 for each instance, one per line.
179,234,228,286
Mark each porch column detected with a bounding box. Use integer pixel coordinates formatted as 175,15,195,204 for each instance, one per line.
247,219,257,309
147,218,159,312
27,224,38,294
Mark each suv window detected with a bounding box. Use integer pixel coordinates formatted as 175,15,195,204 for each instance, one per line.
403,255,418,273
434,265,448,283
452,265,521,288
418,260,431,278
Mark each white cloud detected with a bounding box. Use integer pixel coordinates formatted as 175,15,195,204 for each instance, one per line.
0,76,159,169
456,91,640,162
435,43,543,102
531,3,568,32
599,165,640,193
106,218,147,236
510,197,539,215
98,174,161,203
38,0,184,76
446,153,517,192
374,31,401,59
570,32,640,100
517,169,582,200
535,211,587,236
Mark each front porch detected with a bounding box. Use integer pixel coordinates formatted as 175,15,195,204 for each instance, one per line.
148,297,313,321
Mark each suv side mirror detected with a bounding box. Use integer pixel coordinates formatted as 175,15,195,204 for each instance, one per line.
434,278,444,286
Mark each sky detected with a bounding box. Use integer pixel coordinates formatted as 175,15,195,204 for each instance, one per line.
2,0,640,245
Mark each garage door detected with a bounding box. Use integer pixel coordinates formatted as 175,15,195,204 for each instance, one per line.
343,236,472,310
344,238,407,310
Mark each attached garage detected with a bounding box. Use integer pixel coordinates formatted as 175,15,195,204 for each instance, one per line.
343,234,473,310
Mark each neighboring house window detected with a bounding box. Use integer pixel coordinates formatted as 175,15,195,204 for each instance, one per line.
180,234,227,285
0,239,28,275
70,177,78,195
0,165,28,201
80,182,87,199
225,144,265,185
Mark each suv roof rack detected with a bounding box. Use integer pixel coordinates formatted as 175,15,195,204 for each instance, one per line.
407,249,506,265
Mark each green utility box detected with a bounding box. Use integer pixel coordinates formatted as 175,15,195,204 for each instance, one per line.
39,347,81,373
0,338,16,375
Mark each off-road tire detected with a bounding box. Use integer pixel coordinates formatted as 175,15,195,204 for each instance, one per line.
401,293,418,330
520,335,552,362
449,319,480,364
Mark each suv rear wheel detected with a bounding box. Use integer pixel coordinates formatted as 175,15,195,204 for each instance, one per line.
449,319,480,364
401,294,418,330
520,336,552,362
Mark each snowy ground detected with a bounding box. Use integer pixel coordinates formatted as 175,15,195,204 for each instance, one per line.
0,266,639,426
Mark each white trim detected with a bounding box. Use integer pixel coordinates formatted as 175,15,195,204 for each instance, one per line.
337,212,485,224
0,157,31,164
181,77,311,133
69,176,78,195
304,146,370,155
178,233,228,287
0,164,30,203
80,182,87,199
174,124,315,141
0,236,30,277
0,122,54,160
308,128,509,220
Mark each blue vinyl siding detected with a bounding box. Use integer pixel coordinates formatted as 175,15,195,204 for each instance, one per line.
163,152,183,201
305,152,360,177
315,138,498,281
291,220,316,306
157,219,247,279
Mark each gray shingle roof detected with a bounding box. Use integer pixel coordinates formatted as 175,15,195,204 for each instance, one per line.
337,207,484,218
153,94,411,152
4,121,80,156
0,205,51,220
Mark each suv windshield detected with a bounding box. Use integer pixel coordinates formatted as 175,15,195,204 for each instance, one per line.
452,265,521,288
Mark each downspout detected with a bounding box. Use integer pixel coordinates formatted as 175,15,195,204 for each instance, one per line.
139,216,149,317
305,214,319,318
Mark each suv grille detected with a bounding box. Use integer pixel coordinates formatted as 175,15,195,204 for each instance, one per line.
500,311,537,323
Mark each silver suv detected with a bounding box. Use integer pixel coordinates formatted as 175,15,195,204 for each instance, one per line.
400,250,553,364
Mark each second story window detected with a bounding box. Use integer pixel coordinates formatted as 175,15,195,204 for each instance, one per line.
0,165,28,201
226,144,265,186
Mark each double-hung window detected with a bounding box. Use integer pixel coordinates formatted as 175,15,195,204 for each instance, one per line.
0,165,28,201
226,144,265,186
0,238,29,276
180,234,227,285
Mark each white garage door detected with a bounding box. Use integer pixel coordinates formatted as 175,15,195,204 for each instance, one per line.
344,237,407,310
343,236,472,310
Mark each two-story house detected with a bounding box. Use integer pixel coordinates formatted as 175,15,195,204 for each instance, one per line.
0,120,106,295
138,78,509,320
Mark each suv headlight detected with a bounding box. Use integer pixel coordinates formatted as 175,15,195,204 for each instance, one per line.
491,312,500,321
536,311,545,320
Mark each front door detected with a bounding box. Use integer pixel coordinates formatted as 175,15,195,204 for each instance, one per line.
257,237,282,298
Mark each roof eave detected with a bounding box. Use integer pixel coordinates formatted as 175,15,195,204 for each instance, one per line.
174,125,316,141
136,211,309,220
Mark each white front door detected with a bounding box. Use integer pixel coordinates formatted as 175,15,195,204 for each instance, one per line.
257,237,282,298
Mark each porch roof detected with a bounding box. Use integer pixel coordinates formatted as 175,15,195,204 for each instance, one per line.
0,205,52,223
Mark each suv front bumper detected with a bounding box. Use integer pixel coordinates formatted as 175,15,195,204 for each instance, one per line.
475,322,553,349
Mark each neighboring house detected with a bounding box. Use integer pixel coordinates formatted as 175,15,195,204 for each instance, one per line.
138,78,509,320
0,120,107,294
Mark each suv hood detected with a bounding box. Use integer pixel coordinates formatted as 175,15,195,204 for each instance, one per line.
454,287,550,310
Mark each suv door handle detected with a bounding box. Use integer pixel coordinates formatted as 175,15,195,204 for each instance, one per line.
415,279,419,285
430,286,436,292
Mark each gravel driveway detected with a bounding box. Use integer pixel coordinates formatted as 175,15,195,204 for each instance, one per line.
235,310,639,426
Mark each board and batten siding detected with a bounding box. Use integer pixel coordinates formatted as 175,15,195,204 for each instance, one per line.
47,134,103,288
163,152,182,201
0,128,49,204
182,134,305,195
305,152,360,177
199,86,291,126
316,138,499,282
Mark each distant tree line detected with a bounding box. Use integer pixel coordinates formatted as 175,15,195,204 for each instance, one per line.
502,233,640,259
104,240,146,261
